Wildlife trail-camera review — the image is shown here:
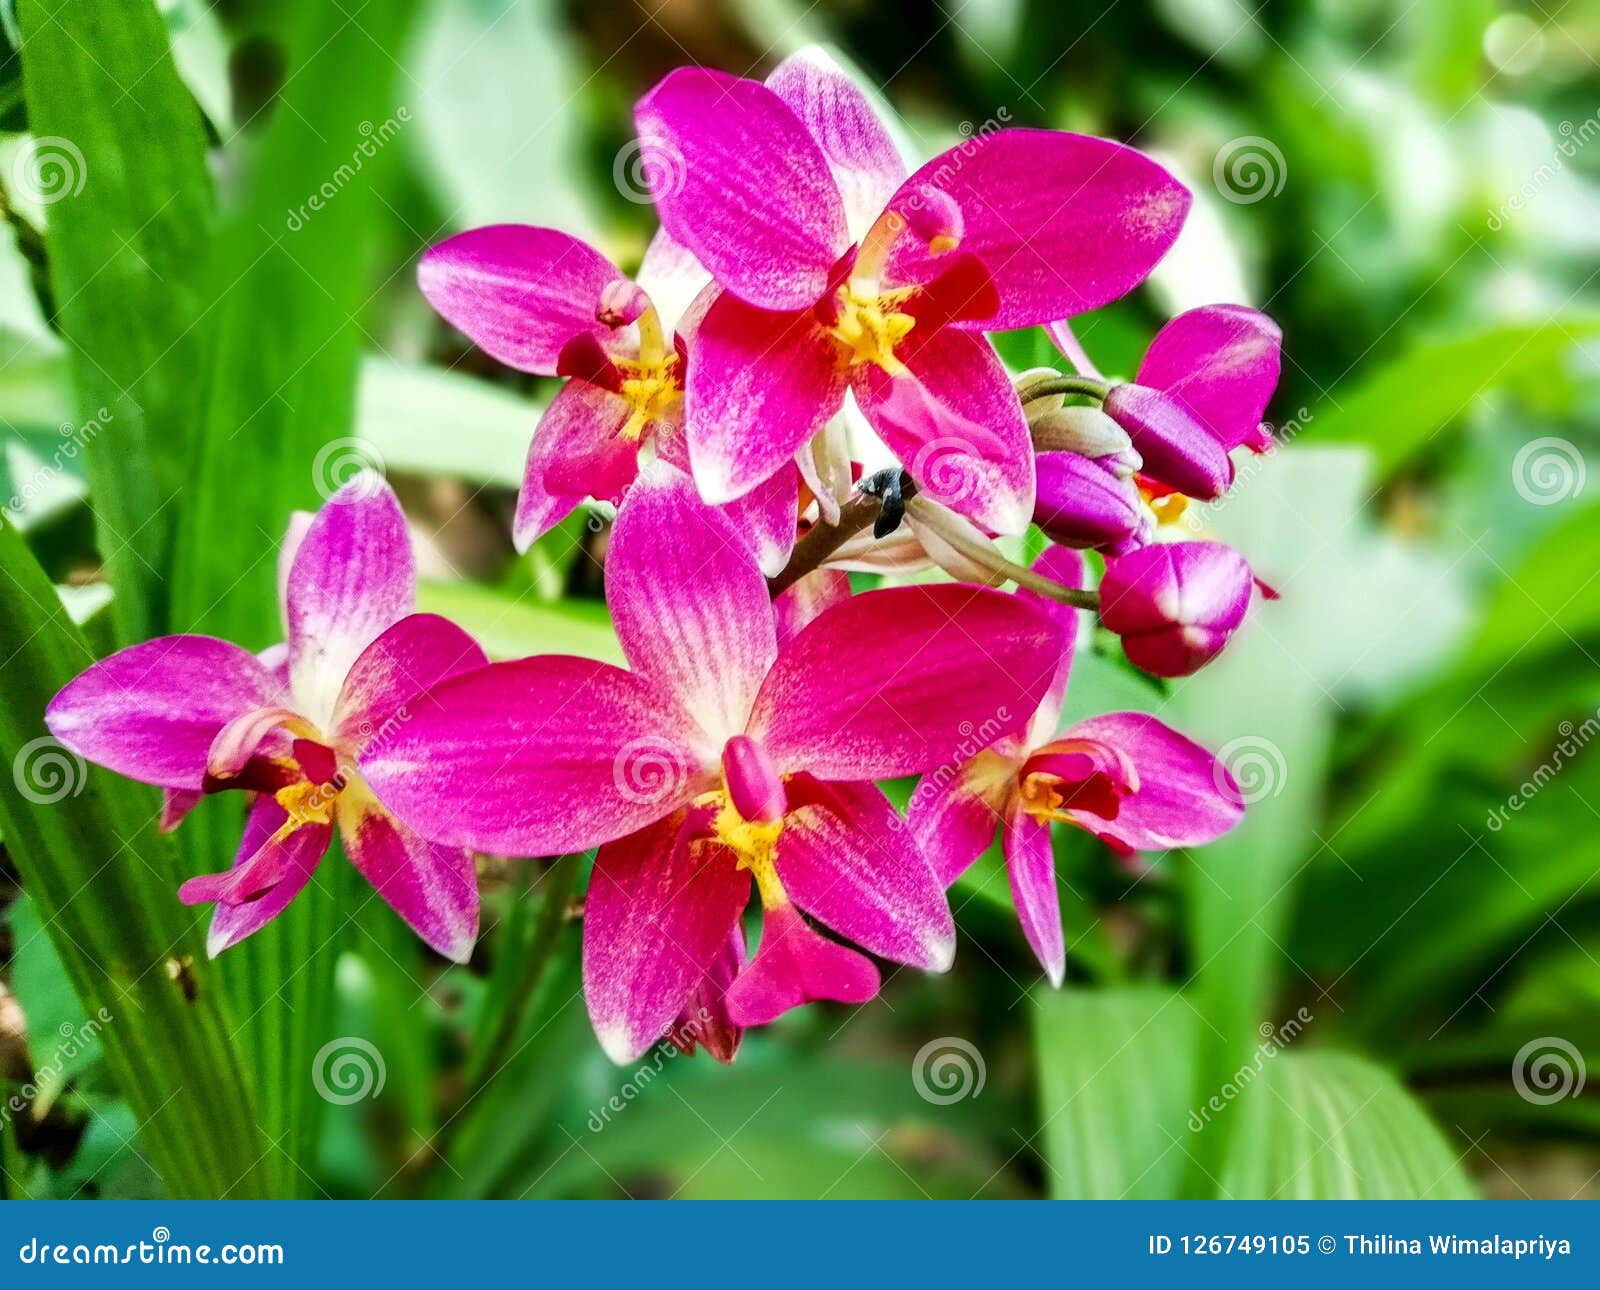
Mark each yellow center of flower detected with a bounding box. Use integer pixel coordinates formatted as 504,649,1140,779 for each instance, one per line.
274,776,343,830
827,286,917,377
615,353,682,442
1018,771,1073,825
696,787,789,908
1144,489,1190,527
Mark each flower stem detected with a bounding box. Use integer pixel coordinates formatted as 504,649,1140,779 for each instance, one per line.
1020,374,1112,403
462,852,582,1095
769,473,918,596
904,496,1101,610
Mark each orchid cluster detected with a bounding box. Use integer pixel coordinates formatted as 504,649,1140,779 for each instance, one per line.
46,49,1283,1065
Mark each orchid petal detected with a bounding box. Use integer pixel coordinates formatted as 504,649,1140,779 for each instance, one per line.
751,583,1061,781
725,903,879,1027
773,568,851,648
853,326,1034,535
359,655,702,856
778,776,955,970
338,781,478,962
1003,806,1064,985
514,380,640,553
608,465,778,747
721,462,799,578
766,47,907,242
1018,546,1085,739
46,636,285,791
1137,304,1281,453
635,68,847,310
907,754,1013,885
184,798,329,957
1062,712,1243,852
668,920,746,1063
885,129,1190,328
636,227,712,339
418,225,626,375
285,472,415,727
685,290,847,504
584,810,749,1063
332,613,488,749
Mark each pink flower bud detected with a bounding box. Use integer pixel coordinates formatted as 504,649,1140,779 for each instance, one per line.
1033,452,1152,556
1102,383,1234,501
1099,541,1254,677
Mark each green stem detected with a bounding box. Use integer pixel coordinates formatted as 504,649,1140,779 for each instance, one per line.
1020,374,1112,403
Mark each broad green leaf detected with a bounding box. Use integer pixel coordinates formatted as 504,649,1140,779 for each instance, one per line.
1031,985,1198,1199
357,356,536,490
0,516,269,1197
18,0,215,641
168,0,416,1197
1307,318,1600,477
5,894,103,1106
1220,1051,1475,1199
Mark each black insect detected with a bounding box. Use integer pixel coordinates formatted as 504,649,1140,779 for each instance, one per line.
861,468,912,538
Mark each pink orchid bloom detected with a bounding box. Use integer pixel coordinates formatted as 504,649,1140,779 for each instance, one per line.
908,548,1243,983
360,464,1065,1063
634,52,1191,533
418,224,801,575
1053,305,1282,503
45,473,487,961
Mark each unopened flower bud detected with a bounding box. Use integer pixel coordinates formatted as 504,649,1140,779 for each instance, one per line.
1098,541,1254,677
1102,383,1234,501
1033,452,1151,556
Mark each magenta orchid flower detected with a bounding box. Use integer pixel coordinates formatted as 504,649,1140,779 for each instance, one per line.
45,473,487,961
635,50,1191,533
908,548,1243,983
418,223,801,575
360,464,1065,1062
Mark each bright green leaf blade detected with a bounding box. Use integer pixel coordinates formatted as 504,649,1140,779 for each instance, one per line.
1031,985,1198,1199
0,517,269,1197
17,0,215,642
416,580,621,664
1220,1051,1476,1199
1307,318,1600,478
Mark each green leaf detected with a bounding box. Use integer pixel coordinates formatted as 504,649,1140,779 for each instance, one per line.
17,0,215,641
1307,318,1600,478
167,0,416,1197
1220,1051,1476,1199
0,516,269,1197
1031,985,1198,1199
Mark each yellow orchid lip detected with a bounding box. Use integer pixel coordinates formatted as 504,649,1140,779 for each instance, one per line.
826,285,916,377
615,352,683,442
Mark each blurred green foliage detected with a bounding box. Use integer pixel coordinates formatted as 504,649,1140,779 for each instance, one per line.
1,0,1597,1199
